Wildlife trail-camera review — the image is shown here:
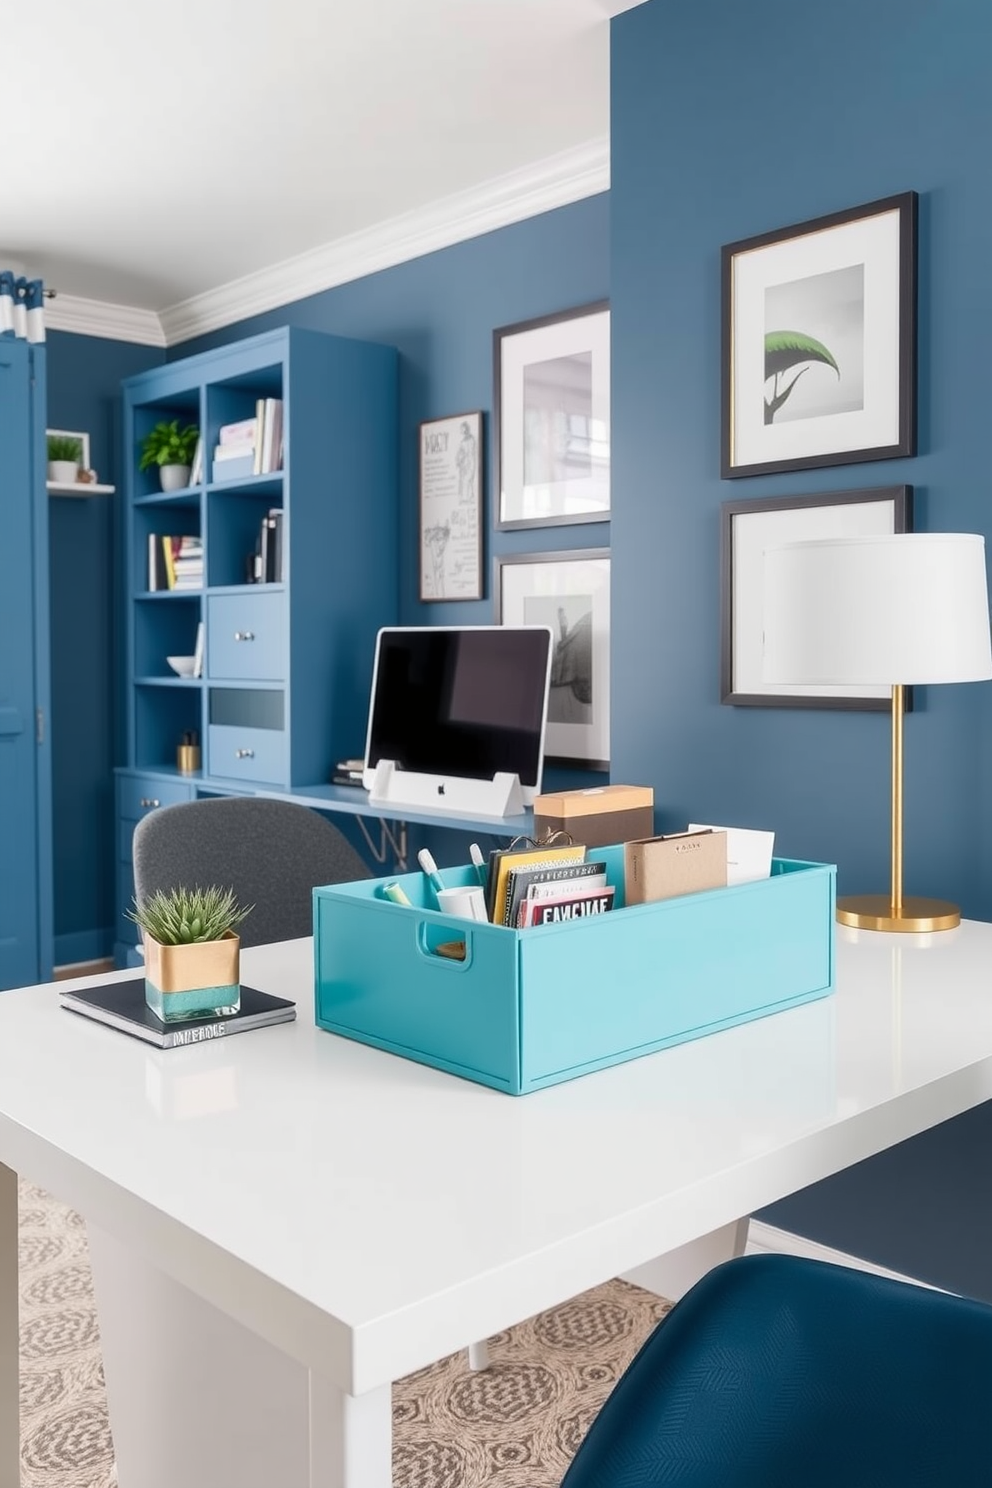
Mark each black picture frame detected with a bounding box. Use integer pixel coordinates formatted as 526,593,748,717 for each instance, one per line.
721,192,917,479
493,300,610,530
418,410,483,602
493,547,611,768
720,485,913,710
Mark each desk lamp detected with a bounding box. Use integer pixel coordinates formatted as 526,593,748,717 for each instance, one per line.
763,532,992,932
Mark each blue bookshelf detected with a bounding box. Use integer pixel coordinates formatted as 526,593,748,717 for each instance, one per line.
114,326,398,964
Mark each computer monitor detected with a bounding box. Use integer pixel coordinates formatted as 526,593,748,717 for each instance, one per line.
362,625,554,807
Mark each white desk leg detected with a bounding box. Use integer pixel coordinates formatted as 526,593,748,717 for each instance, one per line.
87,1225,392,1488
0,1165,18,1488
309,1372,391,1488
622,1217,750,1303
467,1340,491,1370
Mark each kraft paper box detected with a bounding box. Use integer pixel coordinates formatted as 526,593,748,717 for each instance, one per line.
624,829,728,906
534,784,654,849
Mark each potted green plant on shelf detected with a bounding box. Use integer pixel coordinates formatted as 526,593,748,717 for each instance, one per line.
139,419,200,493
47,433,83,485
126,885,253,1022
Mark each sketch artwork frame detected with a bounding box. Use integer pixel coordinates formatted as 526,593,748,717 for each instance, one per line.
721,192,917,479
494,548,610,769
418,410,483,602
720,485,913,710
493,301,610,531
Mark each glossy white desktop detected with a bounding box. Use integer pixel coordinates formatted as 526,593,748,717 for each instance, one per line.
3,920,992,1488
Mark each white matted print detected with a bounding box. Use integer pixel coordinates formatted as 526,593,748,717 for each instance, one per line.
494,302,610,530
495,549,610,767
722,193,916,478
720,486,912,710
419,411,483,601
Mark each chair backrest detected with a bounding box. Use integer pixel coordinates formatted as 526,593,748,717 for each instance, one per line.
562,1253,992,1487
131,796,370,948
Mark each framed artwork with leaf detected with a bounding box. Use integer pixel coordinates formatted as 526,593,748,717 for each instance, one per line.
721,192,917,479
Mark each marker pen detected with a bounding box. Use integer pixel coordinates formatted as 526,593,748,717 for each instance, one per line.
417,848,445,903
380,881,412,907
469,842,487,887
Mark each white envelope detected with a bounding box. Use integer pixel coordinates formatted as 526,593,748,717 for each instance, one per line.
687,824,775,885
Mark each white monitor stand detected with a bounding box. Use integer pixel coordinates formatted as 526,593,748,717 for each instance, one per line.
368,760,525,819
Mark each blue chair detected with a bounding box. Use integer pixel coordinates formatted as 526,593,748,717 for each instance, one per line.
562,1253,992,1487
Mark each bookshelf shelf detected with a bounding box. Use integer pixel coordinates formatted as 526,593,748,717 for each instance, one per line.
115,325,398,966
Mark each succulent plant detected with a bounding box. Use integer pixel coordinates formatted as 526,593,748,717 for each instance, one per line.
47,433,83,463
126,885,252,945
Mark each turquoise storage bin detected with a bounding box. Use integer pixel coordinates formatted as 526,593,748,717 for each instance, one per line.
312,848,836,1095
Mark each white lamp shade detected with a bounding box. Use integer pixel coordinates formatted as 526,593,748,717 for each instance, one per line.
763,532,992,686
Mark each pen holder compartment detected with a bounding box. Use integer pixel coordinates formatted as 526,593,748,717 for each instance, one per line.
313,855,836,1095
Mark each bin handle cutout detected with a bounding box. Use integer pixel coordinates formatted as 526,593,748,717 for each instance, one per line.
416,918,475,970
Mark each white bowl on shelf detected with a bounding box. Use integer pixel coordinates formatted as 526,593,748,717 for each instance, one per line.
166,655,197,678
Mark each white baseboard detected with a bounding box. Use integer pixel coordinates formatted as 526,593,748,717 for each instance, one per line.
746,1220,945,1292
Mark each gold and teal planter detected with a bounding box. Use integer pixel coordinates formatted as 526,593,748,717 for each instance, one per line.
143,931,241,1022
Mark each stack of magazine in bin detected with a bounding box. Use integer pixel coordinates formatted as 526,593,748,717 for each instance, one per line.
484,843,615,928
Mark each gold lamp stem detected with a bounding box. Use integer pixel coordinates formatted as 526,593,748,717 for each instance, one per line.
835,680,961,933
890,682,903,916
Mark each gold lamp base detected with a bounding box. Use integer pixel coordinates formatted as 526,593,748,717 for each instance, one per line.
836,894,961,933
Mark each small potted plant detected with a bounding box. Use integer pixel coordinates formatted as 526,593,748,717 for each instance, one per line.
47,433,83,485
139,419,200,493
126,885,252,1022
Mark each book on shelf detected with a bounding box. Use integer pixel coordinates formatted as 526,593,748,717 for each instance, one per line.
213,441,255,462
189,436,204,484
192,620,205,679
149,535,202,592
219,417,258,447
59,978,296,1049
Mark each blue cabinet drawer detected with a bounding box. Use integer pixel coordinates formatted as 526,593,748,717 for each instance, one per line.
206,724,287,785
207,593,284,681
118,773,195,822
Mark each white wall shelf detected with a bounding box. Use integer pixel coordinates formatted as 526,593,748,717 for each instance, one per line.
47,482,116,497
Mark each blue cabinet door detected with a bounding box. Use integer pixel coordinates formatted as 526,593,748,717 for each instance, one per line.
0,340,52,989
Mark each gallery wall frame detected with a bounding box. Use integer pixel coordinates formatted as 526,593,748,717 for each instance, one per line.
494,548,611,768
721,192,917,479
418,410,483,602
720,485,913,710
493,301,610,530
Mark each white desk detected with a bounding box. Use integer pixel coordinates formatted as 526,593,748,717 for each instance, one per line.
3,921,992,1488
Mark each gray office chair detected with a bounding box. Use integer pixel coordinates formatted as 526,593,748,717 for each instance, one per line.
131,796,371,947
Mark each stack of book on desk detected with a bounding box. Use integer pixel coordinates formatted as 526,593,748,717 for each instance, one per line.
332,757,365,788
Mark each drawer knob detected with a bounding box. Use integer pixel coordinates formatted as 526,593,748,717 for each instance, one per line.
235,748,255,760
233,630,255,642
139,797,160,809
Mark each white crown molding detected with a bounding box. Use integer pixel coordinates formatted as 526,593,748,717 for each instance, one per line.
159,136,610,347
45,293,165,347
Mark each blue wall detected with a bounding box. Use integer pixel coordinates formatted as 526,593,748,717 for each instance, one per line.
174,198,612,629
610,0,992,1295
46,331,163,962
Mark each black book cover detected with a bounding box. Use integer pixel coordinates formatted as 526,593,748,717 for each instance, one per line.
59,977,296,1049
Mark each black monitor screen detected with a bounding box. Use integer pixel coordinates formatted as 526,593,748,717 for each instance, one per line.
364,626,553,792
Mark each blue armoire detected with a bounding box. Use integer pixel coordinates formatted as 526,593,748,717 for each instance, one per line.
0,337,53,988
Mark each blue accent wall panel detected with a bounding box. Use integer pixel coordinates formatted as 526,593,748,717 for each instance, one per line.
610,0,992,1296
46,331,164,956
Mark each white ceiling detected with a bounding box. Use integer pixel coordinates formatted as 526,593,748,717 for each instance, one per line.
4,0,644,343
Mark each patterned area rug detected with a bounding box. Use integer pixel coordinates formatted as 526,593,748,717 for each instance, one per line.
18,1180,671,1487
